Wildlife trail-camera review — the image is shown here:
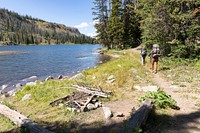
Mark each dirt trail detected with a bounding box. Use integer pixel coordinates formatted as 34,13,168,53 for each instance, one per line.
153,73,200,133
131,48,200,132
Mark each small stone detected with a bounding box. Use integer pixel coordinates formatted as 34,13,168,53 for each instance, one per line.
26,82,36,86
58,75,63,79
45,76,54,81
102,107,113,119
16,83,23,88
59,103,64,107
87,103,96,110
107,75,115,80
1,85,8,90
22,94,31,101
69,73,85,80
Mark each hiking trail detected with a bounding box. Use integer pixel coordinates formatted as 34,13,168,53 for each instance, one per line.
132,48,200,133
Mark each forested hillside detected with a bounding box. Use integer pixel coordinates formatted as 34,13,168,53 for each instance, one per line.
0,9,95,45
93,0,200,59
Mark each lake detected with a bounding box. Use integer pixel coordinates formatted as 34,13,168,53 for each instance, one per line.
0,44,110,88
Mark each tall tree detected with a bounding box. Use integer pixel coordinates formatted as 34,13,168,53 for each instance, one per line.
93,0,110,48
107,0,124,49
122,0,140,48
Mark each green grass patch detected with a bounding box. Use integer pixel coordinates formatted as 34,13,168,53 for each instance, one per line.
0,115,16,132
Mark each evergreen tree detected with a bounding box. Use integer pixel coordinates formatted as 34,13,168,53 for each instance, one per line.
107,0,124,49
122,0,140,48
93,0,110,48
137,0,200,57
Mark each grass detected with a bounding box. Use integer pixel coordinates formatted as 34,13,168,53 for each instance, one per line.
0,115,16,132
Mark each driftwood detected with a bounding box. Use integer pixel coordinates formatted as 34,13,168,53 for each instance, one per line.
0,103,53,133
71,85,110,98
128,99,153,131
50,85,110,112
81,95,95,112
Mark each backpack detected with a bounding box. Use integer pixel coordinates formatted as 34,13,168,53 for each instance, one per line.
141,48,147,56
152,44,161,58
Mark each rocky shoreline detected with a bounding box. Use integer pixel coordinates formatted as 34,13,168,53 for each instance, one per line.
0,51,116,98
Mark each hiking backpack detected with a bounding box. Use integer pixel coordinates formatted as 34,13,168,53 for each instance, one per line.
152,44,161,58
141,48,147,56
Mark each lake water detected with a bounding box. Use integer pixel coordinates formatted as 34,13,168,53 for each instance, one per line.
0,44,110,89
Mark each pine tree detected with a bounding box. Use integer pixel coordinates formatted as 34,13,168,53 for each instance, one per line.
93,0,110,48
107,0,124,49
122,0,141,48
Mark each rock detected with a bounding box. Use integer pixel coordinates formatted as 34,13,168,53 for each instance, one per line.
102,107,113,119
69,73,85,80
7,90,16,97
141,86,159,92
1,85,8,90
45,76,54,81
106,75,115,84
107,75,115,80
58,75,63,79
16,83,23,88
59,103,64,107
95,102,102,108
26,82,36,86
87,103,96,110
22,76,37,81
22,94,31,101
115,112,124,117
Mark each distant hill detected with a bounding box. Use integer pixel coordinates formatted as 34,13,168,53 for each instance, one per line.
0,8,95,45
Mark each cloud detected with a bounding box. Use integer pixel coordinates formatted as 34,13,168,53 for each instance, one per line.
93,20,99,25
74,22,89,29
86,32,97,38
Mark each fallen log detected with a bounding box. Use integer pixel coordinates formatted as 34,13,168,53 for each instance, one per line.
128,99,153,131
0,103,53,133
72,85,109,98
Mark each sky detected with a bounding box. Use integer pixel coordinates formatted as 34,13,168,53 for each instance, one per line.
0,0,97,37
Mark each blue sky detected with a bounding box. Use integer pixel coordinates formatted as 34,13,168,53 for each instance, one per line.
0,0,97,37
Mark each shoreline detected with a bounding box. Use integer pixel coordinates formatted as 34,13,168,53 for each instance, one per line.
0,52,115,96
0,51,26,55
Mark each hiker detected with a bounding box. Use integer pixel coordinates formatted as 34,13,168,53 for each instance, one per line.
140,47,147,65
148,44,161,74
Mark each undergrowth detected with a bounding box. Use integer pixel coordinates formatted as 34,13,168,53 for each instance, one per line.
139,91,177,109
